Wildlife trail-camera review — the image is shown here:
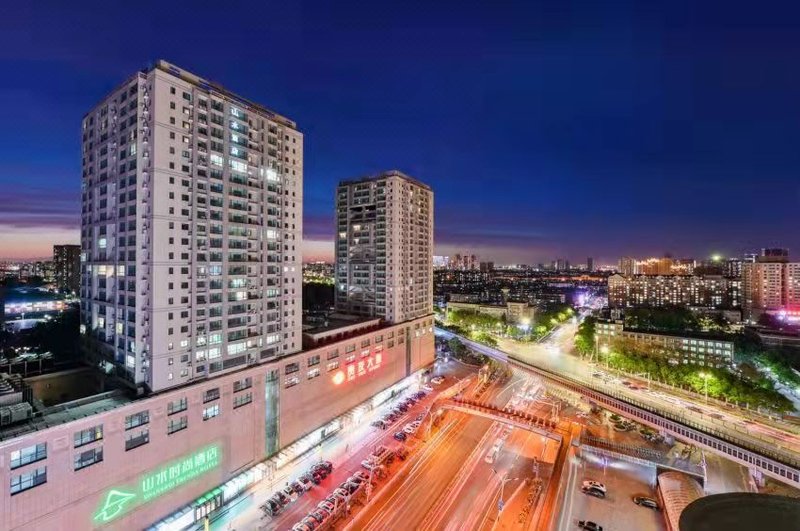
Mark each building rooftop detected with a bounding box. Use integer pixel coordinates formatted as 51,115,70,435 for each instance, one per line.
680,493,800,531
339,170,432,191
83,59,298,130
302,315,384,348
0,389,132,442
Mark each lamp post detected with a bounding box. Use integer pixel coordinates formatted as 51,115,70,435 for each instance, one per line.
699,372,711,403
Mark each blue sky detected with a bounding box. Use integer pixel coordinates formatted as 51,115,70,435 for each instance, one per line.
1,1,799,264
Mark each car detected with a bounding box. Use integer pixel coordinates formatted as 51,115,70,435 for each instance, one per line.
582,480,606,493
416,413,426,422
372,420,387,429
431,376,445,384
361,460,377,471
397,404,409,413
291,481,306,495
291,523,313,531
394,431,408,441
577,521,603,531
315,461,333,473
340,481,359,494
422,385,434,392
581,486,605,498
301,517,319,530
310,509,329,523
262,499,282,516
334,487,350,499
353,470,370,482
276,491,290,505
633,496,659,509
318,500,335,512
403,424,418,434
282,486,298,501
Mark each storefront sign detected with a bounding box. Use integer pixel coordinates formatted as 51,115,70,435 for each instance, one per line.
332,352,383,385
93,444,221,525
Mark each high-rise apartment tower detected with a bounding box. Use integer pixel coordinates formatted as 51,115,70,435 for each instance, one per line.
335,170,433,324
80,61,303,393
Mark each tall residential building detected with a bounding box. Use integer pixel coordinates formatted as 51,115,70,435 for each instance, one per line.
608,274,741,310
80,61,303,393
335,170,433,324
742,249,800,323
618,257,635,276
586,257,594,272
53,244,81,292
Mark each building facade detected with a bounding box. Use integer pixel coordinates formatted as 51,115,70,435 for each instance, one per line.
596,320,734,367
742,250,800,323
80,61,303,393
0,316,435,531
53,245,81,292
334,171,433,324
607,274,741,310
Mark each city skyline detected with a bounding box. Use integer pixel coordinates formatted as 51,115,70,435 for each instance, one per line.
3,2,800,263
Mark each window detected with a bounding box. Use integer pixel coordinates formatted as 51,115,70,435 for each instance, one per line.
10,467,46,495
327,361,339,372
10,443,47,469
167,416,188,435
167,397,187,415
233,377,252,393
233,392,253,409
203,387,220,403
203,404,220,421
307,368,321,380
285,362,299,375
307,355,320,367
285,376,299,389
74,447,103,471
345,344,356,353
124,410,150,430
74,425,103,448
125,429,149,451
327,349,339,360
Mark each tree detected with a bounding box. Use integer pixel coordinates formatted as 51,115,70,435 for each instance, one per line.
574,317,596,356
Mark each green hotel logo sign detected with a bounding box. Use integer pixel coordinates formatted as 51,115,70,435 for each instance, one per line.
93,444,221,525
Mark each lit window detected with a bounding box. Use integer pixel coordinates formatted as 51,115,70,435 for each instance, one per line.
203,404,220,420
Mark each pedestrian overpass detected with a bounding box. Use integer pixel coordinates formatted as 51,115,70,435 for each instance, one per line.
433,397,564,442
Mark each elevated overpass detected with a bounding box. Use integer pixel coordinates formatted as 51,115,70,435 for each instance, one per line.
437,328,800,488
434,397,564,442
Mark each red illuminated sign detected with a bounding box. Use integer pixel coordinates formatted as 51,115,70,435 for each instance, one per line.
332,352,383,385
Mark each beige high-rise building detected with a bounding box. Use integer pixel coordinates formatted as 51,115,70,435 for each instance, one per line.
80,61,303,393
742,249,800,323
335,170,433,324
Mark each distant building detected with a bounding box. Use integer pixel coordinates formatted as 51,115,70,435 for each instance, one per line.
335,170,433,324
596,319,734,367
618,257,636,276
53,245,80,292
553,258,570,272
447,300,536,325
479,261,494,272
449,253,478,270
433,255,450,269
607,274,741,310
586,257,594,272
742,249,800,323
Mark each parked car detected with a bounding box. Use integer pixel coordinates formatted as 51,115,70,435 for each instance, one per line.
581,486,605,498
361,460,378,471
422,385,434,392
582,480,606,493
372,420,387,429
394,431,408,442
633,496,659,509
577,521,603,531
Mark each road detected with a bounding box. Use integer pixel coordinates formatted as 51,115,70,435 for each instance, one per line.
206,360,475,531
351,370,531,531
438,324,800,469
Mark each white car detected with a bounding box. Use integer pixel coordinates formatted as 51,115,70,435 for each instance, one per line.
582,480,607,493
361,460,377,471
403,421,421,434
431,376,445,385
422,385,434,392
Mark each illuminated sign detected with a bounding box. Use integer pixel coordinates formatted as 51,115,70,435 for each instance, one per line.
332,352,383,385
93,444,221,525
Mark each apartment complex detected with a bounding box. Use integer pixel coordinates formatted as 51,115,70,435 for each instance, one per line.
335,171,433,324
596,320,734,367
53,245,81,292
446,300,536,325
0,62,436,531
607,274,741,310
80,61,303,393
742,249,800,323
617,256,695,276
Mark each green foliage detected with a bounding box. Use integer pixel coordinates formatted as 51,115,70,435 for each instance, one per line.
624,307,701,332
602,341,793,413
473,332,498,348
574,316,596,356
446,309,504,331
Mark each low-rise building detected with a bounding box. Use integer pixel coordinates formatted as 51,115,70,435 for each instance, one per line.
0,316,435,530
596,320,734,367
446,300,536,324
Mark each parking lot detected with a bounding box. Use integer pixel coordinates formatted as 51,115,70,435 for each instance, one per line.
559,451,666,531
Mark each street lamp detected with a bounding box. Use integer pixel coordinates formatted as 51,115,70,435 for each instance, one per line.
698,372,712,403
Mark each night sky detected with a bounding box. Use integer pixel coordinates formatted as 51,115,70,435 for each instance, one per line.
2,1,799,264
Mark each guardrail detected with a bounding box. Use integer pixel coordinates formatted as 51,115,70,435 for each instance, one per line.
437,328,800,488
